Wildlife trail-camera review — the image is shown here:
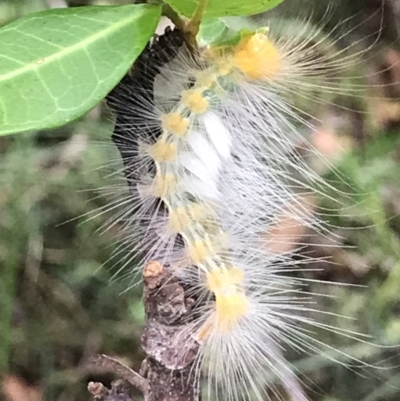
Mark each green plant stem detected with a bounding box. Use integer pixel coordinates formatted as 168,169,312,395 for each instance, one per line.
184,0,209,49
162,3,184,31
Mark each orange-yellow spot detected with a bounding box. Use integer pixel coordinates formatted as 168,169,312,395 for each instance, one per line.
206,267,245,293
161,112,189,136
168,207,190,232
148,140,176,162
214,293,249,331
181,90,209,114
188,239,210,265
152,173,176,198
201,267,249,333
234,33,281,80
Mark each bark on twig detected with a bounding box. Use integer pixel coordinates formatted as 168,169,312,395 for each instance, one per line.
88,261,200,401
88,380,135,401
87,354,148,395
141,261,200,401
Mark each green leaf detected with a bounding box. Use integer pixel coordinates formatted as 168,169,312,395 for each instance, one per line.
0,4,161,136
163,0,284,18
197,17,255,47
197,18,228,47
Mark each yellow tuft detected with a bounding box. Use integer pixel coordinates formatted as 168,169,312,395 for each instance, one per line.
215,58,234,76
234,33,281,80
202,267,250,333
161,112,190,136
148,140,177,162
186,203,223,234
188,239,211,265
152,173,176,198
168,207,191,232
214,292,249,331
187,202,209,222
206,267,245,293
195,71,217,89
181,90,209,114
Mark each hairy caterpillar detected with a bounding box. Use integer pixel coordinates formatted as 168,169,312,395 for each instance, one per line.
101,5,395,401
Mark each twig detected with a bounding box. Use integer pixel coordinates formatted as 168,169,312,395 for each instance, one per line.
162,4,185,31
87,261,200,401
88,380,135,401
184,0,208,50
184,0,209,39
162,0,208,51
141,261,200,401
87,354,148,395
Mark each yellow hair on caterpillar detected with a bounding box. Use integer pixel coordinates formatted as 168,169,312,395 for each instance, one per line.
195,268,249,340
188,238,212,266
152,173,177,198
148,140,177,162
206,267,249,331
234,33,281,80
195,70,217,89
161,112,189,136
187,202,208,221
215,58,234,77
168,207,191,232
181,89,210,114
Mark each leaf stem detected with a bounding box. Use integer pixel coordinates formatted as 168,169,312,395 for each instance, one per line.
184,0,209,50
162,3,185,31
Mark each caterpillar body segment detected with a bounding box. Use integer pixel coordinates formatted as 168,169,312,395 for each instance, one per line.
105,20,377,401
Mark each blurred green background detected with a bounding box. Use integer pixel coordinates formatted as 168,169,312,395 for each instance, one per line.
1,0,400,400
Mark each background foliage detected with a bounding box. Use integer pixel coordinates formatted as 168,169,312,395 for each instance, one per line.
1,0,400,400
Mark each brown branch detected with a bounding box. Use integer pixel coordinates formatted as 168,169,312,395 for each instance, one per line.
141,261,200,401
87,354,148,395
87,261,200,401
88,380,135,401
